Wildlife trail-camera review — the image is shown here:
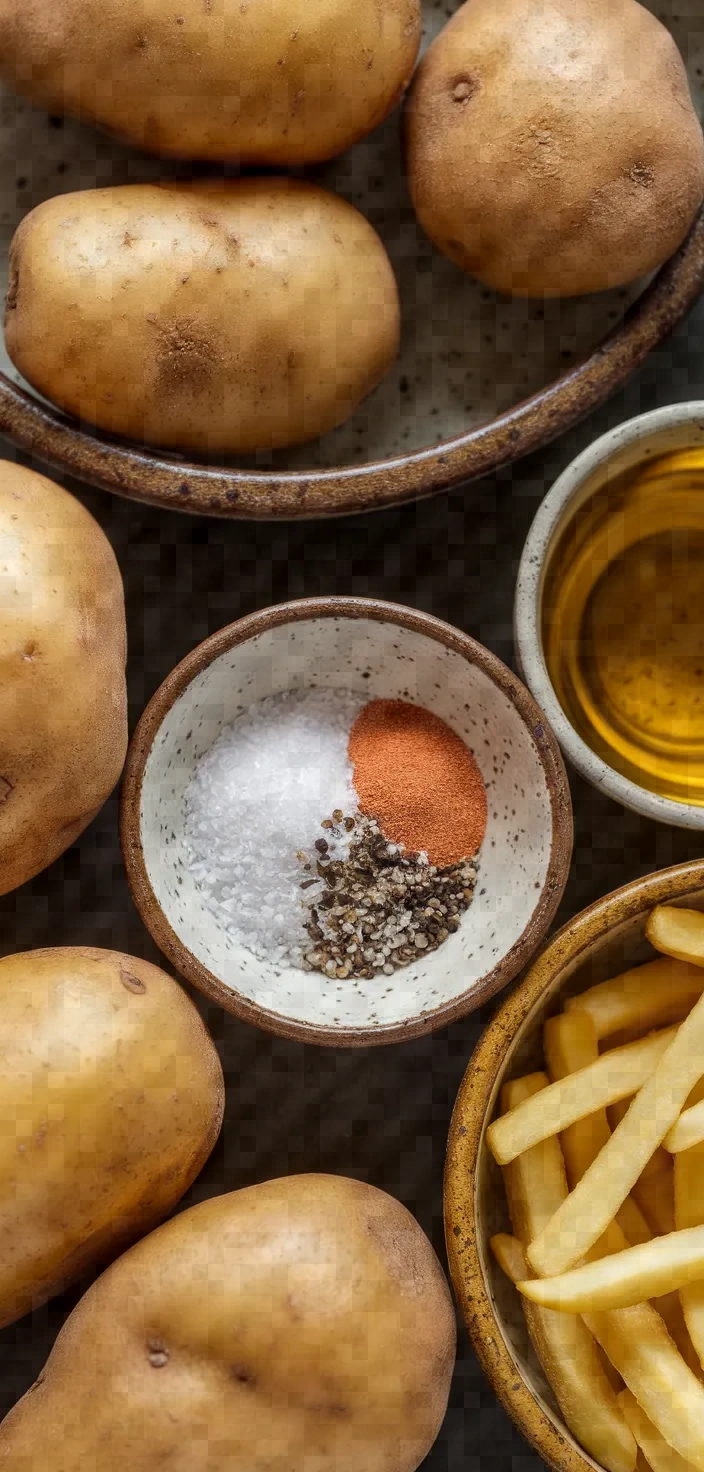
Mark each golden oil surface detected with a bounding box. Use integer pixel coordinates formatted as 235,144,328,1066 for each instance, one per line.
543,448,704,805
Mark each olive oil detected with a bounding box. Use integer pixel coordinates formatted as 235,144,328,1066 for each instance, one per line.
543,448,704,806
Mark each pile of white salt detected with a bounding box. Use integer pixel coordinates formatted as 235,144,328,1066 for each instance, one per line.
183,687,366,966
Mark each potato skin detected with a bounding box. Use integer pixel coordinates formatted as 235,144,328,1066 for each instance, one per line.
5,180,401,454
0,1175,456,1471
405,0,704,297
0,948,224,1329
0,0,421,164
0,464,127,894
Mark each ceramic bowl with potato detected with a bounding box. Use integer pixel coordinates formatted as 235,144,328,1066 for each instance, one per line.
0,3,702,516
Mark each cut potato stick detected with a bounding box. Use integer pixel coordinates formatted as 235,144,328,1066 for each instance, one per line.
520,1226,704,1313
618,1195,654,1248
687,1077,704,1110
666,1103,704,1155
653,1292,703,1379
491,1226,624,1380
488,1027,676,1166
647,908,704,970
609,1099,672,1181
544,1010,653,1244
585,1305,704,1472
675,1143,704,1372
609,1097,674,1230
528,992,704,1278
500,1075,637,1472
633,1163,676,1239
618,1389,700,1472
567,957,704,1040
544,1009,612,1185
501,1074,569,1244
490,1232,527,1285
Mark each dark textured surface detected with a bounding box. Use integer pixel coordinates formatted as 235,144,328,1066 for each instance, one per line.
0,301,703,1466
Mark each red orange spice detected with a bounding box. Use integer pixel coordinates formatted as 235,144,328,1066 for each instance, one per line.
348,699,487,868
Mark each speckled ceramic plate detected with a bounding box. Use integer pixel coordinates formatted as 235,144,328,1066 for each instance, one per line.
120,598,573,1045
0,1,701,518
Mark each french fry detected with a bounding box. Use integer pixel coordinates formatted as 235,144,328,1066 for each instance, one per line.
500,1074,637,1472
490,1230,625,1387
647,908,704,970
619,1196,655,1248
544,1009,612,1182
519,1226,704,1314
585,1306,704,1471
618,1389,700,1472
567,957,704,1040
654,1293,703,1379
501,1074,568,1244
666,1104,704,1156
544,1010,653,1244
490,1232,527,1285
609,1099,672,1181
608,1097,675,1232
675,1142,704,1371
488,1027,676,1166
528,992,704,1278
634,1163,676,1239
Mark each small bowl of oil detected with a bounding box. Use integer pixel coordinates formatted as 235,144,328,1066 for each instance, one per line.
514,402,704,827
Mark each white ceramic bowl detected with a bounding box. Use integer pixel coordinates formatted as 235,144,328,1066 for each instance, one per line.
514,401,704,829
121,598,573,1046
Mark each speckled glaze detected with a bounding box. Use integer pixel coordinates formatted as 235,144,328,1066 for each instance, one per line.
0,2,700,517
514,401,704,828
120,599,573,1046
445,859,704,1472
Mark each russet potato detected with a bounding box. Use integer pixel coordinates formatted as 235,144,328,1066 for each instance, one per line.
0,1175,456,1470
5,180,401,454
0,948,224,1329
0,463,127,894
0,0,421,164
405,0,704,297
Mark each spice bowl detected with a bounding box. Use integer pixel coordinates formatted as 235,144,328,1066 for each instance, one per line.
514,400,704,827
120,597,572,1046
445,857,704,1472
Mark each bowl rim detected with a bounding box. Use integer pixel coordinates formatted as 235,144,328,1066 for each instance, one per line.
4,211,704,521
514,398,704,829
119,595,574,1046
444,856,704,1472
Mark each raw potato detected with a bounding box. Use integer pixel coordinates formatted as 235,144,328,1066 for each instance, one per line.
0,0,421,165
5,180,401,454
0,948,224,1329
0,463,127,894
0,1175,456,1472
405,0,704,297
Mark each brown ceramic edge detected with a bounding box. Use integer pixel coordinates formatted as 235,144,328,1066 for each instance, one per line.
3,211,704,521
443,856,704,1472
120,596,574,1046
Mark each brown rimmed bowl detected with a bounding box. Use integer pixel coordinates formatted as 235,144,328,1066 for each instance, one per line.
445,858,704,1472
120,597,572,1047
0,0,702,520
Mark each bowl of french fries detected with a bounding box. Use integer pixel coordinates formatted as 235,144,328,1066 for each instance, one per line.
446,860,704,1472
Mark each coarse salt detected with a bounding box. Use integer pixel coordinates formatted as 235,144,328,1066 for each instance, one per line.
183,687,366,966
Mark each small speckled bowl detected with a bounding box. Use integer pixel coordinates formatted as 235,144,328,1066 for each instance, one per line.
120,597,573,1046
445,858,704,1472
